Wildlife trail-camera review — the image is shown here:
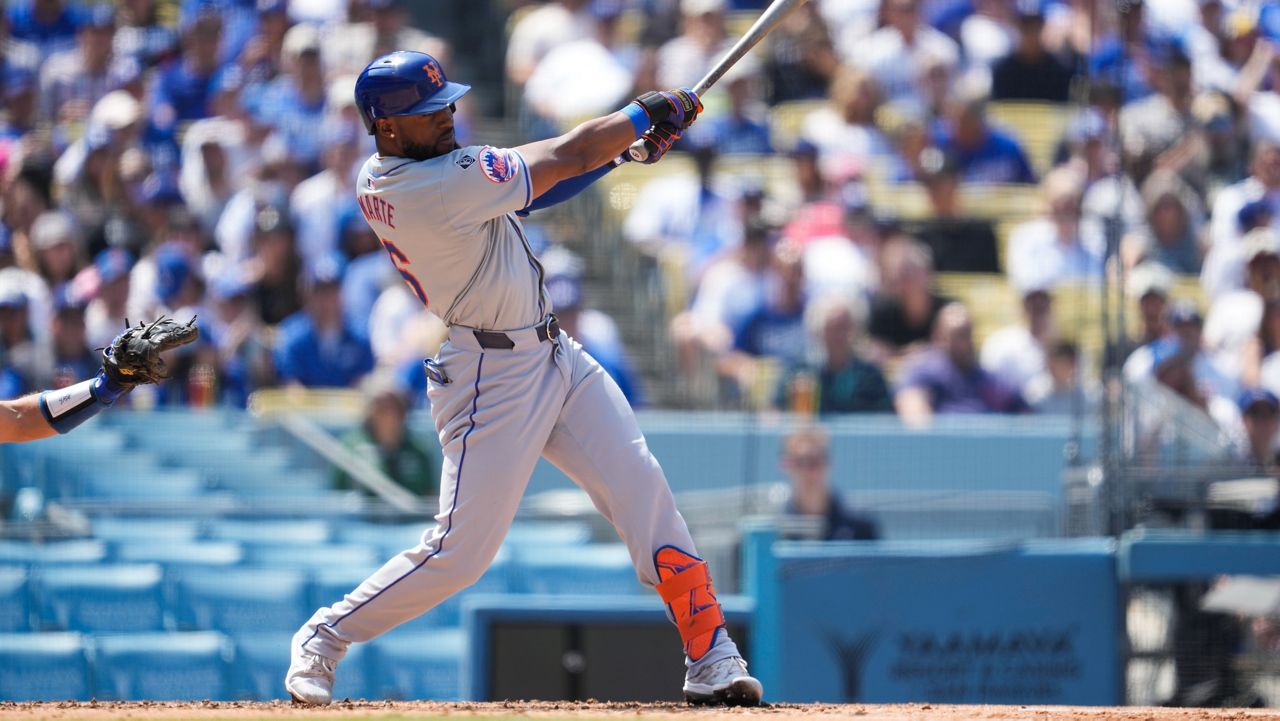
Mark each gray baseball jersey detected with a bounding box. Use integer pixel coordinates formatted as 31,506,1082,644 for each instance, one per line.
293,143,743,693
355,145,550,331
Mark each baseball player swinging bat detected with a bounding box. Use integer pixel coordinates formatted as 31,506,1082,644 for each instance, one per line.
625,0,810,163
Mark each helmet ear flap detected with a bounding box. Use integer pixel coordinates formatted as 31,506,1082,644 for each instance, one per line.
357,100,376,134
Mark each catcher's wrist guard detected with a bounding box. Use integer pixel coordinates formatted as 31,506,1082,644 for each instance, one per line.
38,371,125,435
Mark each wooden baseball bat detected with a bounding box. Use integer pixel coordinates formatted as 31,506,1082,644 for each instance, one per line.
626,0,809,162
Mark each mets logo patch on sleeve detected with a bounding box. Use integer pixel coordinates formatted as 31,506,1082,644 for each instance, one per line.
478,146,518,184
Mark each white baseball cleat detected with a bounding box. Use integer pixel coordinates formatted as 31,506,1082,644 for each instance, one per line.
285,633,337,705
683,655,764,706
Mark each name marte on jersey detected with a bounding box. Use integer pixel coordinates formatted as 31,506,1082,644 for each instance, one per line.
358,193,397,229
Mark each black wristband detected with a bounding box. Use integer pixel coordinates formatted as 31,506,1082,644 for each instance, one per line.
633,91,675,126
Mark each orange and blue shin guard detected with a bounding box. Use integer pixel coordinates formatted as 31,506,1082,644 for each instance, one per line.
654,545,725,662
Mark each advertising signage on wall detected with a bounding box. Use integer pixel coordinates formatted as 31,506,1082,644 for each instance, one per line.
751,538,1121,705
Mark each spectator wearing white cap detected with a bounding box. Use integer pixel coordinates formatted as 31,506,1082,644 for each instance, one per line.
980,280,1056,398
29,210,84,287
52,90,144,217
252,23,329,168
799,66,894,182
841,0,958,104
525,0,638,128
1205,228,1280,380
505,0,594,88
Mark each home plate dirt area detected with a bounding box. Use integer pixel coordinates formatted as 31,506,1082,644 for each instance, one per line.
3,701,1280,721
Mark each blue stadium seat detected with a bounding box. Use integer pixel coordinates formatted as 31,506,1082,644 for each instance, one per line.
511,544,644,595
0,632,91,701
245,543,379,569
32,564,166,633
504,521,593,549
367,630,466,700
93,632,230,700
308,564,383,613
0,540,107,565
91,518,202,545
208,519,331,545
176,568,309,633
334,521,426,556
114,541,243,568
0,566,30,632
81,469,207,499
228,633,293,700
230,634,370,701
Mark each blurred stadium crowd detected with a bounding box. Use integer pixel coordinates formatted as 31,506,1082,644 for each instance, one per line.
4,0,1280,460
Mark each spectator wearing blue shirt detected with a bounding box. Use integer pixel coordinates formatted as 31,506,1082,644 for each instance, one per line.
542,246,645,406
178,0,256,67
147,13,225,143
340,208,396,341
0,67,38,140
205,272,274,407
933,93,1036,185
0,281,39,398
1087,0,1155,103
703,73,773,155
7,0,81,62
252,23,328,169
894,302,1028,427
720,242,808,400
44,284,96,390
274,252,375,389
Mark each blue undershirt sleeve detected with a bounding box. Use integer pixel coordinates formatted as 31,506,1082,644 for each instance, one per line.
517,162,617,217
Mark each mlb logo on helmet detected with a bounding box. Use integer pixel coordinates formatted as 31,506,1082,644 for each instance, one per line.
479,147,517,184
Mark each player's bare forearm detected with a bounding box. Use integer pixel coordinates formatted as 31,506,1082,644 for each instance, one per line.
0,395,56,443
517,112,638,200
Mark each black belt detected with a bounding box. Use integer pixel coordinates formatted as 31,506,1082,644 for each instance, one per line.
472,315,560,350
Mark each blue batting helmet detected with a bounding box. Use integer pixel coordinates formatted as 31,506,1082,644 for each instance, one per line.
353,51,470,134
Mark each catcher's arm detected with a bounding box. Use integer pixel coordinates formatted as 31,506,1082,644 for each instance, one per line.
29,316,199,438
0,395,59,443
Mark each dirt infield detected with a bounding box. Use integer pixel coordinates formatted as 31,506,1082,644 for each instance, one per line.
3,701,1280,721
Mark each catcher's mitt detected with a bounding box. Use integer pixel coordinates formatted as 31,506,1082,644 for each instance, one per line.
101,316,200,386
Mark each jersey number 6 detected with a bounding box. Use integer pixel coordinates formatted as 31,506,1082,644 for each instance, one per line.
381,239,428,308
